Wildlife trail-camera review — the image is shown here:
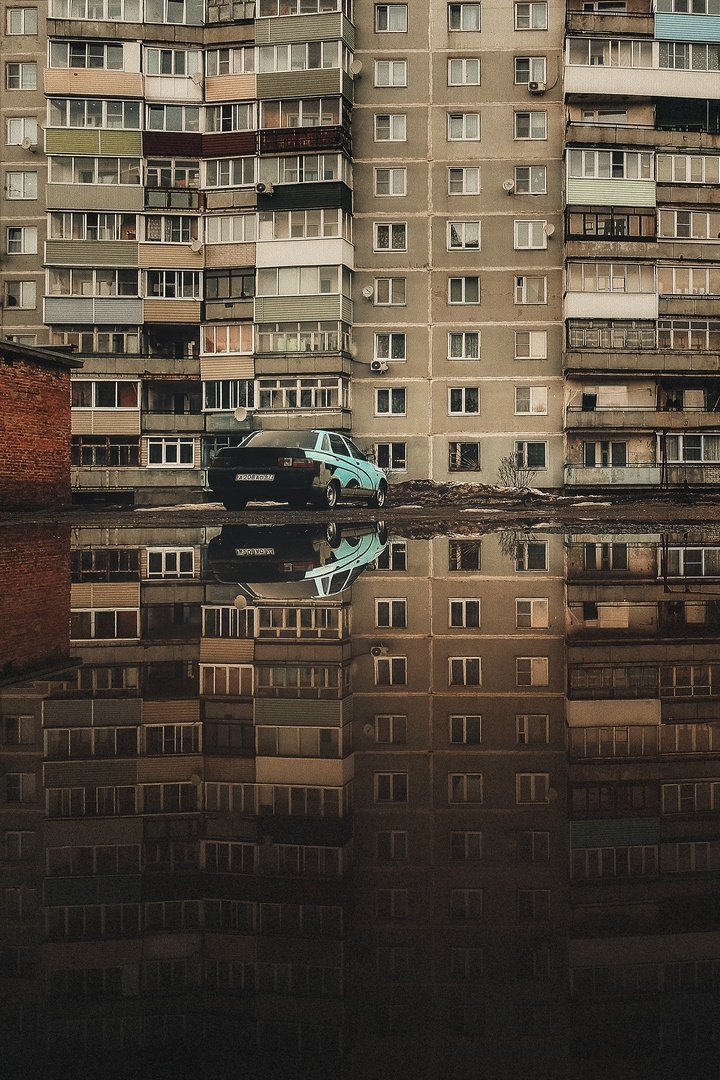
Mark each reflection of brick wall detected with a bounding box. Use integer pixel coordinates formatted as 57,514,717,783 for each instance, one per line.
0,526,71,681
0,358,72,508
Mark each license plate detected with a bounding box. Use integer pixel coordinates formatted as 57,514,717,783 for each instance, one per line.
236,473,273,481
235,547,275,556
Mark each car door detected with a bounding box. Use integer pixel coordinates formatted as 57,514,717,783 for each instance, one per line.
327,433,363,494
341,436,379,494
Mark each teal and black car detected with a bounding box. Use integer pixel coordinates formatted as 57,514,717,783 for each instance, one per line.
206,429,389,510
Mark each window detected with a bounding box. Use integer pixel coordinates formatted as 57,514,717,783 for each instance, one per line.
49,268,139,298
6,227,37,254
515,386,548,414
514,220,547,250
514,330,547,359
448,113,480,140
49,156,140,186
514,111,547,139
204,159,256,191
6,170,36,199
49,0,141,15
515,539,548,570
448,387,480,414
515,276,547,304
449,715,482,744
518,831,549,861
375,60,407,86
204,380,254,412
6,8,38,33
377,889,408,919
49,98,141,129
51,41,125,70
257,41,342,74
448,167,480,195
375,715,407,744
145,215,198,244
6,117,37,146
451,890,483,920
375,540,407,570
515,57,547,84
448,539,482,570
145,0,202,24
375,387,406,416
6,62,36,89
514,165,547,194
448,58,480,84
516,598,548,628
448,332,480,360
5,831,35,860
376,598,407,627
448,221,480,250
147,104,200,132
50,212,137,242
449,277,480,304
5,280,36,308
516,657,548,686
145,47,201,76
147,437,194,468
72,437,139,467
205,268,255,301
516,773,550,804
449,657,482,685
448,3,481,30
207,102,255,132
375,277,406,305
449,442,481,471
375,656,407,685
449,599,481,627
72,381,139,409
374,222,407,251
377,831,407,861
451,831,482,860
449,773,483,803
374,167,406,196
515,2,548,29
375,772,408,802
3,715,34,745
6,773,36,803
375,113,406,141
257,266,341,298
376,442,407,471
146,550,194,578
205,47,254,77
518,889,550,919
568,149,652,181
375,3,408,30
376,946,409,977
375,332,406,361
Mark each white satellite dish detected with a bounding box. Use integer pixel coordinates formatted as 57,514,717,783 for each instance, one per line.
234,407,248,422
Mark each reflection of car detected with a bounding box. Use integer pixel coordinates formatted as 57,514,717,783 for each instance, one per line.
206,521,388,600
206,429,388,510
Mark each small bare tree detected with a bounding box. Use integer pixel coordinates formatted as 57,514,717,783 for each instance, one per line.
497,452,538,490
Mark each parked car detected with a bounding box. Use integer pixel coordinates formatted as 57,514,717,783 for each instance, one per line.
205,429,388,510
206,521,388,600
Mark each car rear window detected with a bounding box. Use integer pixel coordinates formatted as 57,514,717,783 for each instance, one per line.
243,431,317,449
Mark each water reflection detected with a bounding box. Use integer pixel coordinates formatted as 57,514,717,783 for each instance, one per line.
2,522,720,1079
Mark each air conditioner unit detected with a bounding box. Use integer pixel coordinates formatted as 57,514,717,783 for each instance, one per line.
370,644,389,657
528,81,546,94
370,360,389,373
255,182,274,195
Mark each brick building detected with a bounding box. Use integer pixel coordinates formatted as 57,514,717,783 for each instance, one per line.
0,339,82,509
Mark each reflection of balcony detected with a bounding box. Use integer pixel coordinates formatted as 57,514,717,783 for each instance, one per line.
565,464,661,485
565,408,720,431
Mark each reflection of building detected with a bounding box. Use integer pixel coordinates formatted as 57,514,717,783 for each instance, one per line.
566,531,720,1074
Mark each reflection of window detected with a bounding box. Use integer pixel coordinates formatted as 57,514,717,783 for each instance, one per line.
147,437,195,467
515,540,548,571
146,549,194,578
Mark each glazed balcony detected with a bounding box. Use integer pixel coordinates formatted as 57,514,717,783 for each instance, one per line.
566,40,720,100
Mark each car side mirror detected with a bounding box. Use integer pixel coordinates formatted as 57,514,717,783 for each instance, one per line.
363,447,375,463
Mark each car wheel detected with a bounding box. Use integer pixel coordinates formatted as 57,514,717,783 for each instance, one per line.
370,481,388,509
323,480,340,509
222,497,247,510
375,522,388,545
326,523,341,547
287,496,307,510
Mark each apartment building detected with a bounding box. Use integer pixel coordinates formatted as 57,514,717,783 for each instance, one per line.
3,0,720,501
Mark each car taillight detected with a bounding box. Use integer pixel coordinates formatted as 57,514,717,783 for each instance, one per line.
278,457,293,467
293,459,314,469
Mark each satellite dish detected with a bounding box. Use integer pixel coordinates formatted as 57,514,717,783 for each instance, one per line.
233,594,248,609
350,59,363,75
545,223,555,237
502,179,515,193
361,285,374,299
234,407,248,422
189,238,202,252
190,70,204,85
20,137,36,152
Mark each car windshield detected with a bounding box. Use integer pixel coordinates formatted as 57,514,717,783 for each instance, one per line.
242,431,318,449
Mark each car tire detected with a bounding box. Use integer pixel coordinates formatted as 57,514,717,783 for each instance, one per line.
326,523,341,547
370,481,388,509
322,480,340,509
222,497,247,510
375,522,388,545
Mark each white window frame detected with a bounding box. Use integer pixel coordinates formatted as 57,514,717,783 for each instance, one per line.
448,277,480,304
449,657,482,685
516,773,550,804
516,713,549,745
447,112,480,141
514,330,547,359
374,277,406,305
449,715,482,744
449,442,481,471
514,111,548,140
5,279,36,308
374,656,408,685
6,226,37,254
374,167,407,196
514,56,547,84
514,165,547,194
516,656,549,686
6,62,36,89
374,59,407,87
448,599,481,628
375,387,407,416
515,2,548,29
448,331,480,360
448,167,480,195
515,276,547,304
514,219,547,250
375,598,408,627
515,598,549,628
375,715,408,744
146,549,195,578
375,3,408,31
374,332,406,361
5,170,37,199
374,221,407,252
146,437,195,469
447,57,480,84
448,2,481,31
447,221,480,250
374,113,407,141
515,385,548,414
448,386,480,414
6,117,37,146
515,441,548,471
6,7,38,33
515,539,548,571
448,773,483,804
375,442,407,472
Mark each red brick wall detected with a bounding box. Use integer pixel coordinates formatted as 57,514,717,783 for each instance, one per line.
0,525,71,680
0,358,72,508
